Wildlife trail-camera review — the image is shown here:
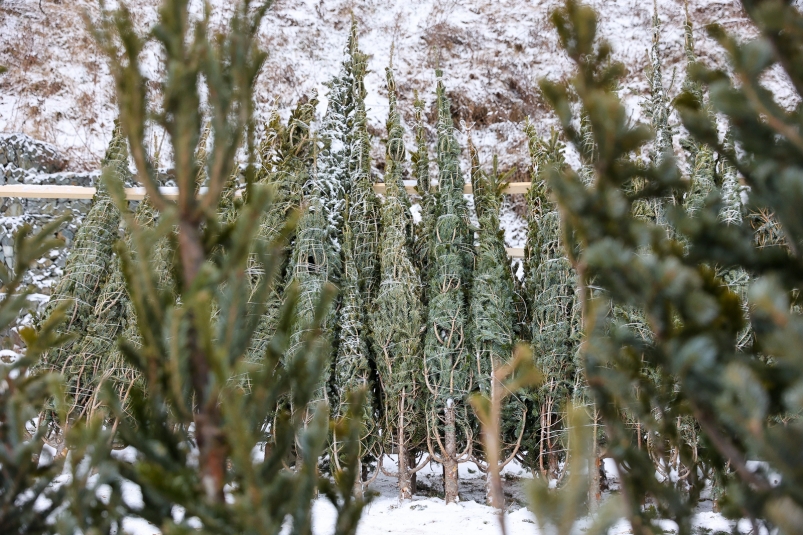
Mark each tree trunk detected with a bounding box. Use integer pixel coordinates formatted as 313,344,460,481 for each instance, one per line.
353,459,363,497
443,399,459,504
485,472,493,506
398,404,412,500
589,409,601,513
539,404,548,479
411,469,417,495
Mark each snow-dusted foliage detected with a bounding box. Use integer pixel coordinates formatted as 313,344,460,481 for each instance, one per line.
369,65,426,501
421,72,474,504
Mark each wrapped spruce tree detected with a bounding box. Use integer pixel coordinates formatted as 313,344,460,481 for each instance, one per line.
345,24,381,299
369,65,427,501
285,187,341,422
61,198,162,426
316,21,365,246
246,94,318,369
468,139,526,503
283,26,367,432
36,123,127,439
331,225,376,495
522,124,580,481
422,71,474,504
679,3,716,219
412,92,436,287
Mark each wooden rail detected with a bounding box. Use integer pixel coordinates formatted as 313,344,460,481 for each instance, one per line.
0,184,530,258
0,183,533,198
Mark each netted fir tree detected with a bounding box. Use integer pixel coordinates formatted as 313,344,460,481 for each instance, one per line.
369,65,427,501
282,25,370,434
422,71,474,504
567,105,609,509
246,94,318,369
629,3,696,487
345,26,381,299
521,123,580,480
412,91,437,287
679,2,717,219
36,123,128,441
316,19,366,254
468,140,526,503
285,185,342,426
331,224,377,495
60,197,163,427
63,125,189,426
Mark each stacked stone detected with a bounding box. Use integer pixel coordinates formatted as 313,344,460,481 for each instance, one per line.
0,134,101,292
0,133,170,294
0,133,65,173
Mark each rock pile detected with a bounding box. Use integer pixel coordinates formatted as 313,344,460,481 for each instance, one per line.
0,133,100,293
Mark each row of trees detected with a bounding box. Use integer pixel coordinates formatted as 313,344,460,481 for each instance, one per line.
32,1,757,508
6,0,803,532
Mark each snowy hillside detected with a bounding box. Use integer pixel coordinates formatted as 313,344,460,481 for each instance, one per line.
1,0,789,176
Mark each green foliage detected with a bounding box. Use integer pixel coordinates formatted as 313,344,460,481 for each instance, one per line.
423,72,473,410
332,225,377,475
286,190,341,409
345,24,381,299
369,65,426,499
62,198,159,425
412,92,436,285
49,1,370,533
522,123,579,476
535,0,803,532
0,217,71,535
468,141,525,469
422,72,474,502
679,3,717,219
675,0,803,526
246,95,318,369
36,124,128,436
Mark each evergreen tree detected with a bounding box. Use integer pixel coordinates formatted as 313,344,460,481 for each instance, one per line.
316,21,365,255
345,24,381,299
633,4,687,488
62,198,162,426
284,25,371,436
522,123,579,480
412,92,436,285
422,71,474,504
246,94,318,369
644,1,675,169
36,123,128,440
0,218,71,534
286,187,341,419
641,1,678,227
534,1,803,531
679,2,717,219
332,225,376,495
468,139,526,503
719,131,744,226
369,65,427,501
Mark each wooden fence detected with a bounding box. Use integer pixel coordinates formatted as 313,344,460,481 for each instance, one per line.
0,184,529,258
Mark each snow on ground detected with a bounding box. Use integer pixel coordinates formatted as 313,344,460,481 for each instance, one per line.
305,457,761,535
108,455,751,535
